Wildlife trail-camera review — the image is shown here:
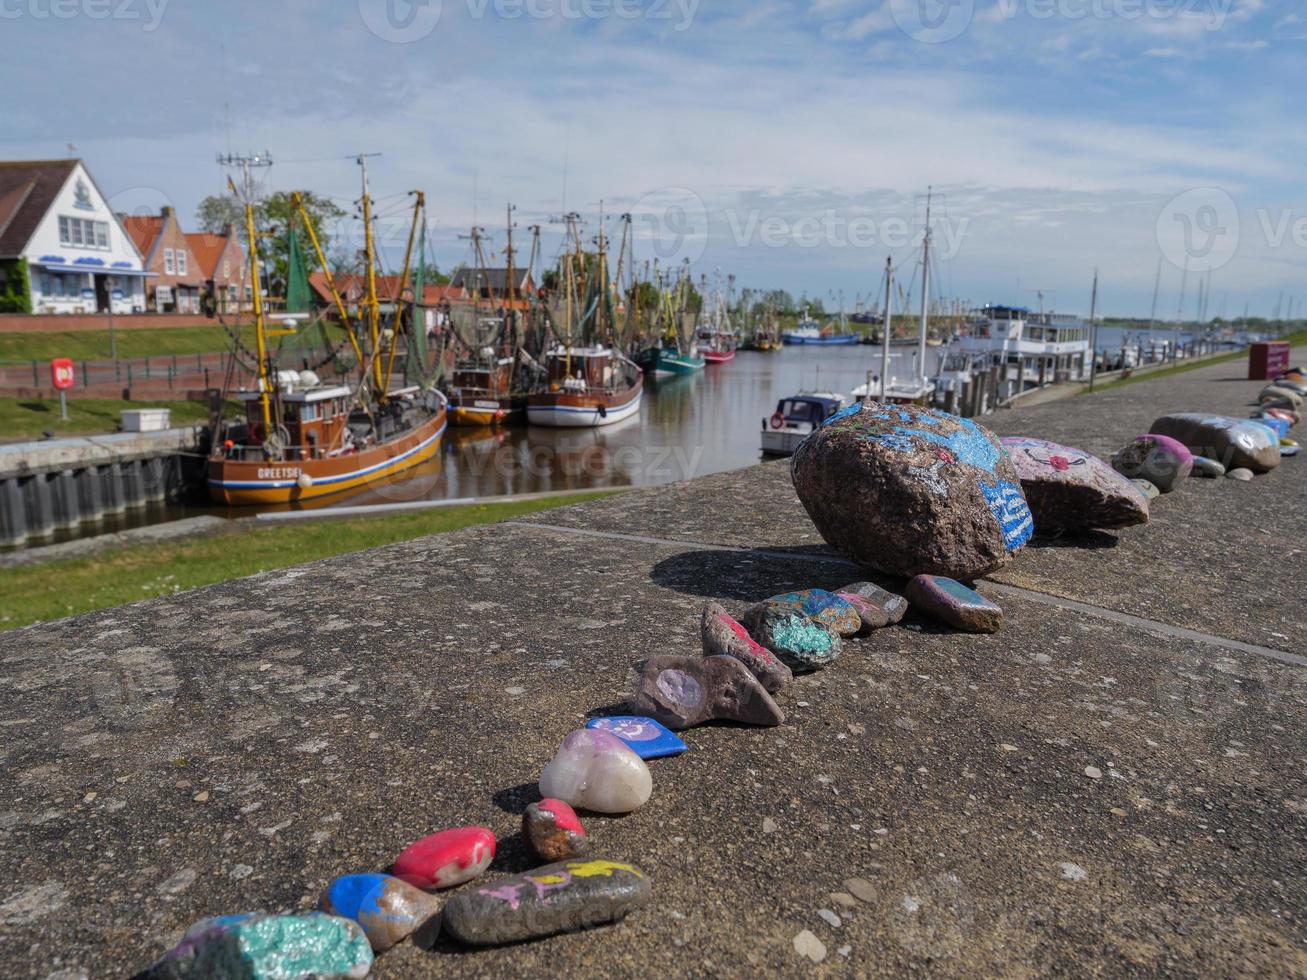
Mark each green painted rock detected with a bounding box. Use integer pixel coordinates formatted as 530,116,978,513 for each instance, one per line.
743,589,861,637
744,605,843,672
1191,456,1225,478
143,912,373,979
906,575,1003,633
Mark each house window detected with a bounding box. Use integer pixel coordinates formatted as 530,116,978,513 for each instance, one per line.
156,284,173,307
164,248,174,274
58,216,70,244
70,220,84,246
95,222,109,248
222,261,230,278
177,251,188,276
57,216,110,249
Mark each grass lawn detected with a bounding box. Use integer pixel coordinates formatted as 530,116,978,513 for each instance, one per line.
0,396,213,440
0,324,258,361
0,490,616,632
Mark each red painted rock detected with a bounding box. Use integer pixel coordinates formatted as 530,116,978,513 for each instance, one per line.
1259,406,1299,426
906,574,1003,633
700,601,793,692
393,826,496,890
1001,436,1150,531
523,798,589,862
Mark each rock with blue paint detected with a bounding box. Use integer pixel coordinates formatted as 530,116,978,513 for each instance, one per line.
838,581,909,626
744,589,862,638
1000,436,1149,531
631,654,785,729
143,912,373,979
1111,434,1193,493
700,600,794,691
1149,413,1281,473
1191,455,1225,478
538,728,653,813
1132,479,1160,500
790,403,1033,579
586,715,688,759
906,574,1004,633
318,873,442,952
745,605,844,672
442,858,652,946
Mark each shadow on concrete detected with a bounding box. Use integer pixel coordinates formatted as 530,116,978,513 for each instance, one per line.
649,547,862,601
1027,529,1120,550
491,781,540,817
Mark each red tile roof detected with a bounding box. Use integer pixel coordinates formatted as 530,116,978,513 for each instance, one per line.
121,214,164,258
308,271,471,307
185,232,233,279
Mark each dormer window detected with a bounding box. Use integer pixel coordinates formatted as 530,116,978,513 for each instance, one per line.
164,248,174,274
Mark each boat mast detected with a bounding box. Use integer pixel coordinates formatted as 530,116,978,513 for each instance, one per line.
918,187,931,389
1086,267,1100,392
505,201,516,354
382,190,424,396
241,177,272,435
358,153,383,395
880,255,893,401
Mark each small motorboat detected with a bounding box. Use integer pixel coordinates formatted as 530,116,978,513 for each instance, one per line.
760,392,847,457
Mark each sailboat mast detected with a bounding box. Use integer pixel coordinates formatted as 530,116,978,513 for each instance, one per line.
359,154,383,394
1087,267,1099,392
918,187,931,388
243,189,272,434
881,255,893,401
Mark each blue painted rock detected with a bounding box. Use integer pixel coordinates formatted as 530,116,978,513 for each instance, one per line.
442,858,652,946
1149,414,1281,473
393,826,496,890
744,589,861,637
1132,479,1160,500
143,912,372,979
1226,467,1254,481
700,601,793,691
631,654,784,729
586,715,688,759
523,798,590,862
1190,455,1225,478
538,728,652,813
1253,414,1291,440
1001,436,1149,531
745,605,843,672
791,403,1033,579
906,575,1003,633
318,874,441,951
838,581,909,626
1110,434,1193,493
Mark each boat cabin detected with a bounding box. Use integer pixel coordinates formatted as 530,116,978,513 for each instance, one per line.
546,346,617,393
760,393,847,457
230,384,352,460
453,353,515,401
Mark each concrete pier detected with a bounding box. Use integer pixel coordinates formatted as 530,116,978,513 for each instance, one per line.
0,354,1302,978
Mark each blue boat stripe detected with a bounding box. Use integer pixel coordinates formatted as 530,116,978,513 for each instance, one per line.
529,390,643,415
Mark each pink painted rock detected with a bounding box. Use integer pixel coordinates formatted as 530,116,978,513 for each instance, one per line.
523,798,589,862
839,581,909,626
393,826,496,890
1001,436,1149,531
1111,434,1193,493
700,601,793,692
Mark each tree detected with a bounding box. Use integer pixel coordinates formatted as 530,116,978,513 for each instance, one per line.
195,190,346,289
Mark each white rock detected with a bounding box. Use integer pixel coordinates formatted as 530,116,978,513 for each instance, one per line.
793,929,827,963
817,908,842,928
538,728,652,814
1058,862,1088,882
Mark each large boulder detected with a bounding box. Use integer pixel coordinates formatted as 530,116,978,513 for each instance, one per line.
791,403,1033,580
1000,436,1149,531
1148,414,1281,473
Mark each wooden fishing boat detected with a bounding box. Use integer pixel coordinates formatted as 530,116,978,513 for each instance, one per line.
448,351,525,426
527,345,643,427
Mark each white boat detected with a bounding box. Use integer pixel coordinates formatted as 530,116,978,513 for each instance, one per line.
760,392,847,456
526,346,644,428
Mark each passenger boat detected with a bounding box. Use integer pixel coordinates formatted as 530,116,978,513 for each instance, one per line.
760,392,846,456
209,161,448,505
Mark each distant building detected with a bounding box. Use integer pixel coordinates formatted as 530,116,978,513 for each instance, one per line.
449,266,534,301
121,206,205,314
0,159,149,314
186,227,249,313
307,271,468,314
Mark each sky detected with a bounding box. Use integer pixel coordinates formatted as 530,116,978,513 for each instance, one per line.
2,0,1302,318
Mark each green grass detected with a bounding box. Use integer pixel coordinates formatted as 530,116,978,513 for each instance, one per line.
0,324,261,361
1084,330,1307,395
0,396,214,440
0,491,617,632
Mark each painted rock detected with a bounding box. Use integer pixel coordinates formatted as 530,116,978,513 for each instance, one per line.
586,715,688,759
835,591,890,633
1281,440,1301,457
442,858,652,946
700,601,793,691
838,581,909,625
631,654,785,729
791,403,1033,579
1260,384,1303,408
318,874,441,952
538,728,652,813
1253,414,1291,440
1132,478,1160,500
1191,455,1226,478
747,589,861,637
393,826,496,890
745,605,843,672
1259,406,1300,426
1273,377,1307,396
1001,436,1149,531
143,912,372,979
1110,434,1193,493
1226,467,1254,481
905,575,1003,633
523,799,589,862
1149,413,1281,473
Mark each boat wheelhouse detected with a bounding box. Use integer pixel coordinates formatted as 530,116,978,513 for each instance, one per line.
526,345,644,428
760,392,846,456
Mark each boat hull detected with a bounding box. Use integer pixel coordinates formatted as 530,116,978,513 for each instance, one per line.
207,409,447,505
527,383,643,428
449,396,524,427
782,333,860,346
637,347,705,377
702,349,735,364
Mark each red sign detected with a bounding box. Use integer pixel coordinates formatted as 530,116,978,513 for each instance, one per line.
1248,341,1290,380
51,358,75,390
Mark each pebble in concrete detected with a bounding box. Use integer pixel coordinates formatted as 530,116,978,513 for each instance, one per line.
838,581,909,626
441,858,652,946
793,929,827,963
318,873,441,952
700,601,793,692
744,606,843,673
1226,468,1254,482
1191,456,1225,478
630,654,785,730
538,728,653,814
144,912,373,979
393,826,496,890
523,799,589,862
744,589,862,638
1111,434,1193,493
906,575,1003,633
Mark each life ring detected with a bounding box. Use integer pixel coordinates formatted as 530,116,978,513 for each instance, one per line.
769,411,785,430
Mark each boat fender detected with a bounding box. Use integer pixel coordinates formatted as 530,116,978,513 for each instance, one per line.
297,473,314,489
597,403,608,418
770,411,785,430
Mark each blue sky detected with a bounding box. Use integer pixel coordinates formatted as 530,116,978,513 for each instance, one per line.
2,0,1301,318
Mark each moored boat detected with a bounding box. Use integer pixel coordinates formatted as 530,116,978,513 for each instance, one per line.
782,308,858,345
527,345,643,427
760,392,846,456
635,344,705,377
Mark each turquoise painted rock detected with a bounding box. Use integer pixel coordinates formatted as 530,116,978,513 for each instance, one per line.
1111,434,1193,493
1149,413,1281,473
744,589,861,637
700,601,793,692
442,858,652,946
631,654,784,729
906,575,1003,633
745,605,843,672
143,912,372,979
1001,436,1149,530
1132,479,1160,500
1191,456,1225,478
318,873,442,952
791,403,1033,580
838,581,909,626
1226,467,1254,481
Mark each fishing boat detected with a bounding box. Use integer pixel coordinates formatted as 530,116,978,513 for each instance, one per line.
631,266,705,377
448,343,523,426
783,307,858,345
697,271,738,362
760,392,847,456
208,158,448,505
697,325,737,363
